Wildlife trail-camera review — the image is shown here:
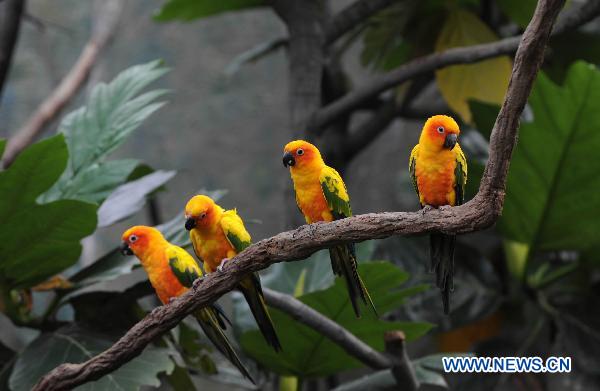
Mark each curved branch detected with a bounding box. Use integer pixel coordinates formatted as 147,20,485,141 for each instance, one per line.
309,0,600,133
263,288,391,369
1,0,122,167
33,0,564,389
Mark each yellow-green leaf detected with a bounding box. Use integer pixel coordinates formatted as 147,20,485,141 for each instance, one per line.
434,10,511,123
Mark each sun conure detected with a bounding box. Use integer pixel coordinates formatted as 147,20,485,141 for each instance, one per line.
282,140,377,318
120,226,253,382
409,115,467,314
184,195,281,352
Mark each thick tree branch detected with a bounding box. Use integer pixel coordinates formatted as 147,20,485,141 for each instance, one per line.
308,0,600,134
33,0,564,389
264,288,391,369
0,0,24,104
325,0,395,45
1,0,121,167
272,0,325,135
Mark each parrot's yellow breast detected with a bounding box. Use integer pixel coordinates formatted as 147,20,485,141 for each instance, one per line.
190,224,236,273
291,169,332,223
140,246,187,304
415,148,458,206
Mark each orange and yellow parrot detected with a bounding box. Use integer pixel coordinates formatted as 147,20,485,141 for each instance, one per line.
184,195,281,352
409,115,467,314
282,140,376,318
120,226,253,381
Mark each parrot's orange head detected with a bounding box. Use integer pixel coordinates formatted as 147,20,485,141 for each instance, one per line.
184,195,217,231
420,115,460,151
120,226,163,257
282,140,323,170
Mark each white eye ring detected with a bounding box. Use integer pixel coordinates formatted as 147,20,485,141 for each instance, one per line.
437,126,445,133
129,234,138,243
297,148,304,155
200,212,207,219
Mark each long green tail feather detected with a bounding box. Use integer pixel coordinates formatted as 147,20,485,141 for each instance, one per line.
195,308,254,383
429,233,455,314
329,244,378,318
239,274,282,352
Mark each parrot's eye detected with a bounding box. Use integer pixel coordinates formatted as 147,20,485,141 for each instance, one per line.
296,148,304,156
437,126,445,134
129,234,138,243
200,212,207,219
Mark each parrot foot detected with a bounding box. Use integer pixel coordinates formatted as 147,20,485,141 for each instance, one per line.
439,205,452,212
421,205,434,215
168,297,178,304
217,258,231,273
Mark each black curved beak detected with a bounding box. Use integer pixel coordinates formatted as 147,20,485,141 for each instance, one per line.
282,151,295,167
444,133,458,150
185,217,197,231
120,242,133,256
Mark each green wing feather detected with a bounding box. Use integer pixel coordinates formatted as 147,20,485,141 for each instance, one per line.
454,146,468,206
166,246,203,288
221,210,252,253
319,165,352,219
409,145,420,204
319,165,377,318
220,210,281,351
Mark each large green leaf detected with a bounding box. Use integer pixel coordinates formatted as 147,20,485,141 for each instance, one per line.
498,62,600,255
361,3,413,71
97,170,176,227
435,9,511,123
155,0,265,22
0,136,97,289
240,262,432,377
9,326,174,391
41,60,168,204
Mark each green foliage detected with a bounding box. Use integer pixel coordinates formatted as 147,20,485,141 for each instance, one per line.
496,0,537,28
41,60,169,204
0,135,97,290
435,9,511,123
498,62,600,257
361,3,412,71
9,326,175,391
155,0,265,22
468,99,499,140
97,170,176,227
546,32,600,83
360,0,444,72
240,262,432,377
332,353,472,390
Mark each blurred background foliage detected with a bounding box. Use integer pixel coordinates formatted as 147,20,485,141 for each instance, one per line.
0,0,599,390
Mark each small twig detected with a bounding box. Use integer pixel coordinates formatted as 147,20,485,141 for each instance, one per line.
1,0,122,167
309,0,600,134
0,0,24,103
264,288,391,369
